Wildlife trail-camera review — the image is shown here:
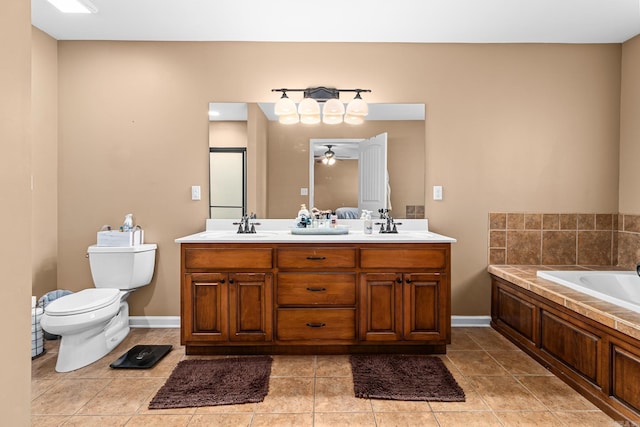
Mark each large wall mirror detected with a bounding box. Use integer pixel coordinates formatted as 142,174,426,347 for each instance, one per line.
209,102,426,219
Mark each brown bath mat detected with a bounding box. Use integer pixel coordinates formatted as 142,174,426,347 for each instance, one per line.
149,356,272,409
350,354,465,402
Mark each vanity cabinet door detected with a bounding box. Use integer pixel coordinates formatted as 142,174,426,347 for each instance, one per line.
229,273,273,342
183,273,229,342
402,273,446,341
359,273,403,341
359,272,445,342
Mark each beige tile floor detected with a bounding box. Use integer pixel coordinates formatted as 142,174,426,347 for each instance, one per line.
31,327,622,426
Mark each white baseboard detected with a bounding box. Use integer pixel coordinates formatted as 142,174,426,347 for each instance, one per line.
129,316,180,328
451,315,491,327
129,315,490,329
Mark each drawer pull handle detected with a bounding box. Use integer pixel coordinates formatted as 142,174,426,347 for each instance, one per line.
306,322,326,328
306,256,327,261
306,287,327,292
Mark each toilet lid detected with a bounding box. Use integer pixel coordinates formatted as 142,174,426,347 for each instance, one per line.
45,288,121,316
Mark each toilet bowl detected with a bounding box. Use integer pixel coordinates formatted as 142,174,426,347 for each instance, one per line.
41,243,157,372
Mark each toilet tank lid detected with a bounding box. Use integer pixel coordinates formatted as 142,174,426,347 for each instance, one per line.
88,243,157,253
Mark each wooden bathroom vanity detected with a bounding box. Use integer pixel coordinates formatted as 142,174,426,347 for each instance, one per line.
176,226,454,356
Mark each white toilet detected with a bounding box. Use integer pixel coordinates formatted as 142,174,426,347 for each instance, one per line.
41,243,157,372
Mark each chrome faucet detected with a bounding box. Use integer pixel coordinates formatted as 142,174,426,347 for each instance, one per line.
233,213,260,234
637,262,640,277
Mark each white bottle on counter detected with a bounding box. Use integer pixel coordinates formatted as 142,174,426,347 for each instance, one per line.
364,210,373,234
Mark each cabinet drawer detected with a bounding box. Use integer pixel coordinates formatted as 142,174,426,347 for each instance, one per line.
277,308,356,341
184,248,273,269
277,273,356,306
277,248,356,269
360,248,446,269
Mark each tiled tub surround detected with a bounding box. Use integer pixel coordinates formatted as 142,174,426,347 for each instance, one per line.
489,265,640,423
488,212,640,268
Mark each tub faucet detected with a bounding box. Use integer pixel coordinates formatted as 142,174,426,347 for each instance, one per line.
637,262,640,277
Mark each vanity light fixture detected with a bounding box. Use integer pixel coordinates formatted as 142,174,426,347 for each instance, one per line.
272,87,371,125
47,0,98,13
322,145,336,165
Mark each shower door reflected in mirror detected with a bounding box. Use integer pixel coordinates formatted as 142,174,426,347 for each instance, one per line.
209,148,246,218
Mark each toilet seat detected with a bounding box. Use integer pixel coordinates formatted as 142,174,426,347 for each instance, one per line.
45,288,121,316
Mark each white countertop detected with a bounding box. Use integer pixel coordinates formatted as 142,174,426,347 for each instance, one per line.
175,219,456,244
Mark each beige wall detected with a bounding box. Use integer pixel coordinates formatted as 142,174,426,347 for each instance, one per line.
54,41,624,317
620,35,640,214
209,121,247,148
1,1,32,424
314,159,359,210
247,103,268,217
32,27,58,299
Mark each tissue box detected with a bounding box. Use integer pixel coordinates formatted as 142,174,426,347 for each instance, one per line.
97,229,144,247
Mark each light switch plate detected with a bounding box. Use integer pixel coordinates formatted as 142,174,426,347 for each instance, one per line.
191,185,201,201
433,185,443,201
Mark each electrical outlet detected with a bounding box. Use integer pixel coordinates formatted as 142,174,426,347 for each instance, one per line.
191,185,201,201
300,187,308,196
433,185,443,201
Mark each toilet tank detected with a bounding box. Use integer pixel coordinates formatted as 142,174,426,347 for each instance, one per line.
87,243,157,290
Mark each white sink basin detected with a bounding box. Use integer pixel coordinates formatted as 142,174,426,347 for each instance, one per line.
199,231,280,239
360,231,436,239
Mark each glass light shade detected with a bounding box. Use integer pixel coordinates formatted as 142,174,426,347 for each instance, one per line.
323,98,345,115
298,97,320,115
322,113,343,125
327,157,336,165
274,96,297,116
344,113,365,125
278,113,299,124
322,157,328,164
300,113,321,125
346,96,368,116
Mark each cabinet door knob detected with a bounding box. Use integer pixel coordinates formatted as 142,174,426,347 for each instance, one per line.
306,256,327,261
406,279,412,284
306,322,326,328
396,277,403,283
220,279,225,284
306,287,327,292
228,278,234,284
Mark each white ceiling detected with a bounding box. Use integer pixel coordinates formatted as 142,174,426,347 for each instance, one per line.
32,0,640,43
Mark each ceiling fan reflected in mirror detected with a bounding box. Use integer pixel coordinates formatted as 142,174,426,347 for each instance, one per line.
322,145,336,165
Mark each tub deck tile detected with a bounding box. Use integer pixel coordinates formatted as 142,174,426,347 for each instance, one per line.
489,265,640,342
